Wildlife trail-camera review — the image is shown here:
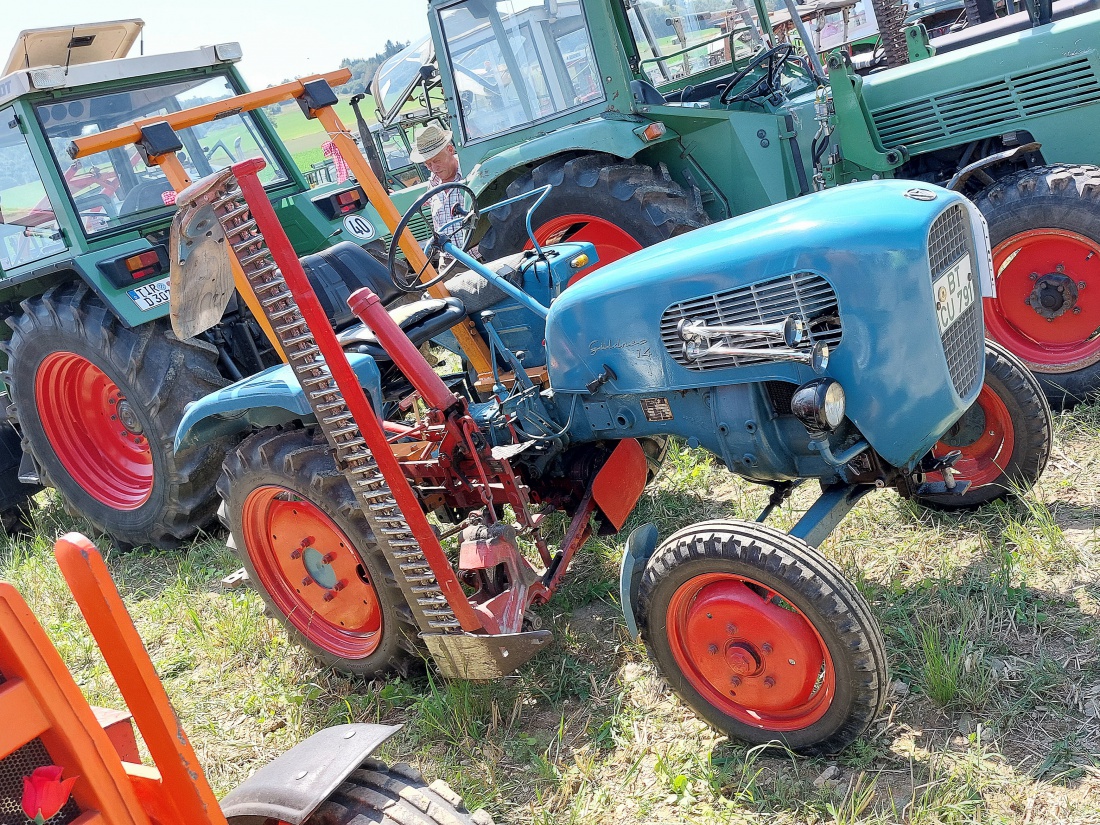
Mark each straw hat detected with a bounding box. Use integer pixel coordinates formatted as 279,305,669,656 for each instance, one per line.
410,124,454,162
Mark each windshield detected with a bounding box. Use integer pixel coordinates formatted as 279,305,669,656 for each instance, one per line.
374,36,435,125
37,73,288,236
439,0,603,142
0,106,66,270
625,0,770,86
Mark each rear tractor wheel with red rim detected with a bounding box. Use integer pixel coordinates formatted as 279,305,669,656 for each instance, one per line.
636,520,887,755
5,282,228,548
915,340,1051,510
218,426,422,678
976,164,1100,407
477,153,709,281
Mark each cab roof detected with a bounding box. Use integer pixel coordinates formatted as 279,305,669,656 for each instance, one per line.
4,19,144,75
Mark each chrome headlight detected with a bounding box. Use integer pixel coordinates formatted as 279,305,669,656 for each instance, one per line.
791,378,846,434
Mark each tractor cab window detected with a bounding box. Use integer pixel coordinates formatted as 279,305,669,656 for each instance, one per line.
624,0,769,86
0,108,67,271
439,0,603,142
37,74,288,237
376,127,428,187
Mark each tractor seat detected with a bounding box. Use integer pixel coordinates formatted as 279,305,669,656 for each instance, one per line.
336,297,466,360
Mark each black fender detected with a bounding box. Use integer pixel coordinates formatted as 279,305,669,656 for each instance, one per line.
221,723,400,825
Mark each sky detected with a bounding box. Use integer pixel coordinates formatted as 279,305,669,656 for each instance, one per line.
0,0,430,89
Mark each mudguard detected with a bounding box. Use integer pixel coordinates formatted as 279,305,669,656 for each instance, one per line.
619,523,659,641
174,352,383,451
221,723,399,825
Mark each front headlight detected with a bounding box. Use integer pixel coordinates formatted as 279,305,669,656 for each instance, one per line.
791,378,846,434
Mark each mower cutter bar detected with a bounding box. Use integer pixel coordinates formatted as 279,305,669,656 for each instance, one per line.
187,159,480,635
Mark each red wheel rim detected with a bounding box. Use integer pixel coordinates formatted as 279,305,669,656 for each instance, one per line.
930,382,1014,487
525,214,643,284
666,572,835,731
242,486,384,659
984,229,1100,371
35,352,153,509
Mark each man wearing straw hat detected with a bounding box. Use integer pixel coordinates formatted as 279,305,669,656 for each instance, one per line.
410,124,468,248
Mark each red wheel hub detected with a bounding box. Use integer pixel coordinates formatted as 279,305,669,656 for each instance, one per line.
931,382,1014,487
984,229,1100,371
525,214,643,284
35,352,152,509
242,486,383,659
665,572,835,731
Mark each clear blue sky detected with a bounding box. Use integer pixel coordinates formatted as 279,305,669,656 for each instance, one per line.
0,0,430,89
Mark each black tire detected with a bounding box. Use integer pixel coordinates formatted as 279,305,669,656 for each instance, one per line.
974,164,1100,407
637,520,887,755
218,426,423,678
307,759,494,825
0,420,39,534
477,153,709,268
4,283,229,548
915,340,1051,510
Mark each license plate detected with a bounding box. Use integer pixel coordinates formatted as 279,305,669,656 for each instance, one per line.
128,277,170,311
933,255,975,335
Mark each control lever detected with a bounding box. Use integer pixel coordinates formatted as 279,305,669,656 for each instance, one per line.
921,449,963,490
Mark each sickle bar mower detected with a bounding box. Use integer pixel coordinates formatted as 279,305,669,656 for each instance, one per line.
201,158,623,678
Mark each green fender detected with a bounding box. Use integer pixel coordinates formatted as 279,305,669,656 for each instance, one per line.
465,117,678,198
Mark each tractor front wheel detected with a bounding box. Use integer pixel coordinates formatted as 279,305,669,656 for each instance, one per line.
218,426,422,678
976,164,1100,407
5,283,228,548
637,520,887,755
309,759,493,825
915,341,1051,510
478,154,709,278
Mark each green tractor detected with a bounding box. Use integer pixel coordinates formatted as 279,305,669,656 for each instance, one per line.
0,20,409,547
390,0,1100,407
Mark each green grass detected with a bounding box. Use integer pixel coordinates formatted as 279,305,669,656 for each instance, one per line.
2,403,1100,823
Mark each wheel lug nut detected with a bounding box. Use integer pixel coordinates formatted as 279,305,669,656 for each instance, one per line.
1079,281,1087,289
726,623,737,634
323,590,336,602
322,552,337,564
764,676,776,688
730,676,742,687
1073,306,1082,314
1029,272,1038,280
709,644,719,654
334,579,347,591
761,642,773,654
1056,264,1065,273
302,536,315,547
290,548,302,559
301,576,313,586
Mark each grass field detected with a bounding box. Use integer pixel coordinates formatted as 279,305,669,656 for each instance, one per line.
2,402,1098,823
264,99,369,175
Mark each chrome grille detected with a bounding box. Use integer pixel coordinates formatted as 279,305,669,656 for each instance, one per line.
929,204,984,399
1,739,82,825
871,57,1100,150
661,272,842,370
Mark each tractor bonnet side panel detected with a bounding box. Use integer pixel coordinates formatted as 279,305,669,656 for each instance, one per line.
545,181,987,468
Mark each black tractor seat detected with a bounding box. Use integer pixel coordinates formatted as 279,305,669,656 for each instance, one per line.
298,240,467,362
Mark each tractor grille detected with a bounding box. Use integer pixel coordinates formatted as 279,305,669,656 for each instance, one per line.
929,204,984,399
379,210,433,249
1,739,82,825
871,56,1100,150
660,272,842,371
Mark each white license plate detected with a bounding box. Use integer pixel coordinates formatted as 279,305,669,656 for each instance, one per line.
933,255,975,335
128,277,170,311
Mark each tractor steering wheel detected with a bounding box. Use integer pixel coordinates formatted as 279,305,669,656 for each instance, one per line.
719,44,795,106
386,181,479,294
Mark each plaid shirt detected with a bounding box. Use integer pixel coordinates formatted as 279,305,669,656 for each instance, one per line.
429,163,469,249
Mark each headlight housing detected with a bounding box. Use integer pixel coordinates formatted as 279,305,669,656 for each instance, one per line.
791,378,846,435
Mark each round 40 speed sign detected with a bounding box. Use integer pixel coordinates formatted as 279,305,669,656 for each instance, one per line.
343,213,376,241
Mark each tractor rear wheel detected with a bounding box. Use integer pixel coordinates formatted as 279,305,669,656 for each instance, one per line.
915,341,1051,510
218,426,423,678
976,164,1100,407
5,283,228,548
478,154,709,277
637,520,887,755
307,760,493,825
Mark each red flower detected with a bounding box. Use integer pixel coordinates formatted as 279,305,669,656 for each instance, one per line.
21,766,78,824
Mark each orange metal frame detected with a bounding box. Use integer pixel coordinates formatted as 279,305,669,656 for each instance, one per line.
0,533,230,825
68,73,494,379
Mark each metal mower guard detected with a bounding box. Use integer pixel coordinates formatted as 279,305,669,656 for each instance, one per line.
169,173,235,340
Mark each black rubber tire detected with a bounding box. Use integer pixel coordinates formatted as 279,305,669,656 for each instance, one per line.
637,520,887,755
218,426,423,679
477,153,709,264
974,164,1100,407
307,759,494,825
4,283,229,549
915,340,1051,510
0,420,39,534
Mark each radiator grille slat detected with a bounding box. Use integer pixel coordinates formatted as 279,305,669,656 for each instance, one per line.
929,204,984,398
871,56,1100,149
660,272,842,371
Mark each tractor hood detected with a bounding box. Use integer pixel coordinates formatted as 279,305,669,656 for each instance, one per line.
545,180,990,470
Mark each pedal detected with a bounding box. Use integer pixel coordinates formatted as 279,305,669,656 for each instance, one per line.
913,478,972,496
